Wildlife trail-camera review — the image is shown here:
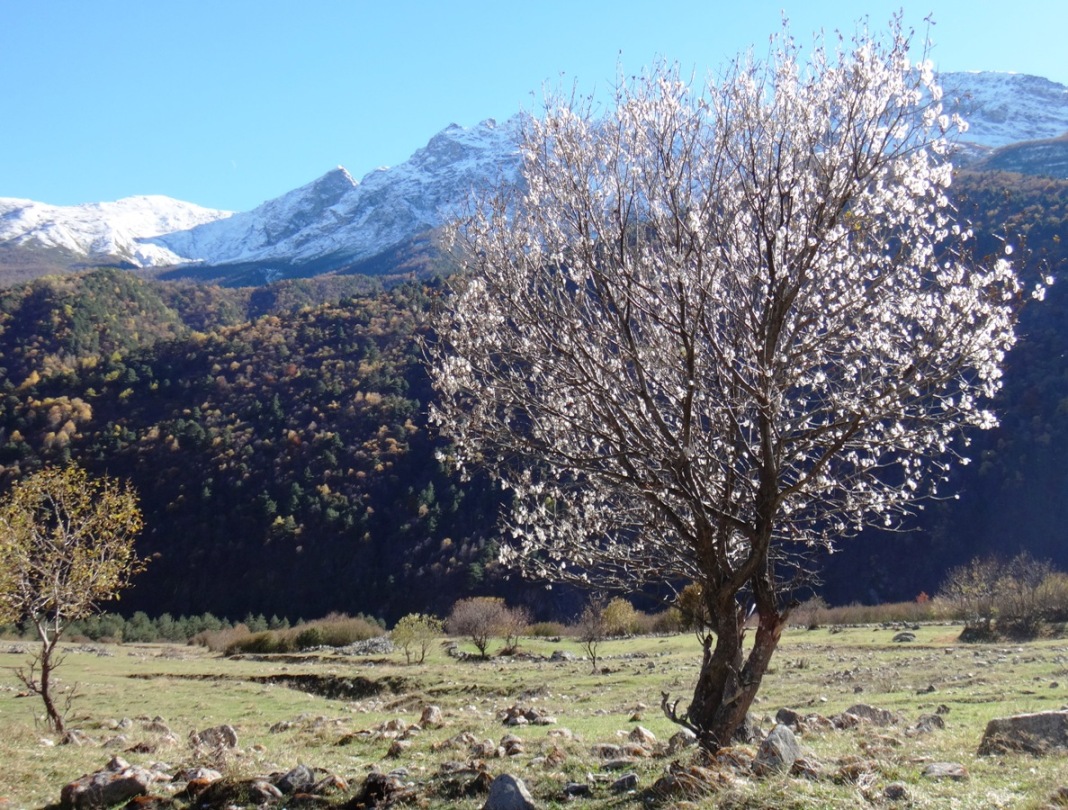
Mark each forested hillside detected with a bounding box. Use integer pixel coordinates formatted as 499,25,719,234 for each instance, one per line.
0,169,1065,619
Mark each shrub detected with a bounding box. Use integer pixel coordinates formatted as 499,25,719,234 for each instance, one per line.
447,597,513,658
602,597,640,637
392,613,443,664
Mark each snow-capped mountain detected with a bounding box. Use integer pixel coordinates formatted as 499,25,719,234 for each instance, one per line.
942,72,1068,152
148,116,522,276
0,196,232,267
1,72,1065,285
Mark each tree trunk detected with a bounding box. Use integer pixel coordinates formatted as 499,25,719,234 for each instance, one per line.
39,640,64,732
678,574,787,750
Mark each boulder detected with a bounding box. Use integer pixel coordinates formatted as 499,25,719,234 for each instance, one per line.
627,725,656,746
611,772,639,793
190,724,238,749
274,764,316,794
892,632,916,643
420,705,444,728
922,762,969,781
60,758,158,810
841,704,898,727
753,724,801,775
482,774,538,810
978,710,1068,756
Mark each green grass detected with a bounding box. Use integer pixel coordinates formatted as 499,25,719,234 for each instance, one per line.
1,627,1066,808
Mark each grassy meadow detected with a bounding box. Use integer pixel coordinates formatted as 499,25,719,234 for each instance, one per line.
0,624,1066,808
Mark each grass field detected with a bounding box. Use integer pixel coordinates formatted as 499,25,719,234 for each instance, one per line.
1,624,1066,808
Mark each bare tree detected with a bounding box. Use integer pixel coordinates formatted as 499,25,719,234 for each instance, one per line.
446,597,510,658
576,597,608,673
429,18,1022,749
0,465,144,731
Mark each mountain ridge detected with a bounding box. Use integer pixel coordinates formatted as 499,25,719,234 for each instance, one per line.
2,72,1066,285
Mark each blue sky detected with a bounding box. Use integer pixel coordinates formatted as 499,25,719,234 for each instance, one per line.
2,0,1066,212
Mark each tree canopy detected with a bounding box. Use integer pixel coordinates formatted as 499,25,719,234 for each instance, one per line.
429,18,1022,747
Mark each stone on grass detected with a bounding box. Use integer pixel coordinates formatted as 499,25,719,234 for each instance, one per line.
190,724,238,749
842,704,898,727
884,782,910,801
61,758,155,810
922,762,969,781
977,710,1068,756
628,725,656,746
482,774,538,810
420,705,444,728
611,772,639,793
892,631,916,643
666,728,697,754
274,764,316,794
754,724,801,775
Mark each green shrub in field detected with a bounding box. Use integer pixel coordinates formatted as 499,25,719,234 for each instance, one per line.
602,598,640,637
392,613,443,664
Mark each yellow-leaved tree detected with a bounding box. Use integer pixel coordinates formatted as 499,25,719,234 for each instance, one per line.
0,465,144,731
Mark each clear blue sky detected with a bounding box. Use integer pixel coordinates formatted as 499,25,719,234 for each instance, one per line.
2,0,1065,212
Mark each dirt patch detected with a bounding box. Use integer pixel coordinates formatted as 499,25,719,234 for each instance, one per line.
250,673,409,700
128,672,409,700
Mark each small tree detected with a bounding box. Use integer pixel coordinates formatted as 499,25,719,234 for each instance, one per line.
0,465,144,730
576,597,608,673
446,597,510,658
429,17,1022,748
602,597,640,637
392,613,444,664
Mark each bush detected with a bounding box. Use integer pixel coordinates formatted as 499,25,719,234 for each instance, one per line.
527,621,568,638
392,613,443,664
446,597,515,657
602,597,640,636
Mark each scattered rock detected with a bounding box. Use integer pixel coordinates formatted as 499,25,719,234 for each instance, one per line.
482,774,538,810
627,725,656,746
562,782,591,798
884,782,910,801
193,778,283,806
922,762,969,781
611,772,639,793
667,728,697,754
60,758,162,810
754,724,801,775
732,712,762,743
909,713,946,736
346,771,412,808
978,711,1068,756
841,704,898,727
420,705,444,728
189,724,238,749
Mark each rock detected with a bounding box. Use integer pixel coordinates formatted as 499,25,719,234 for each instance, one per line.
611,772,639,793
978,710,1068,756
347,772,410,808
275,764,316,794
909,713,946,736
61,758,157,810
387,739,412,757
190,724,238,749
602,757,641,770
590,743,623,759
193,778,283,806
482,774,538,810
775,708,801,729
753,724,801,775
922,762,969,781
61,730,95,746
732,712,761,743
884,782,910,801
842,704,897,727
892,631,916,643
628,725,656,746
666,728,697,754
550,650,577,662
562,782,591,798
420,705,444,728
